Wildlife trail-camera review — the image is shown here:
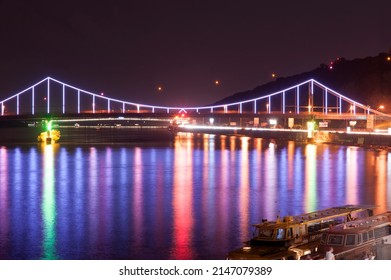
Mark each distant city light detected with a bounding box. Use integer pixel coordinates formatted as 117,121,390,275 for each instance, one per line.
387,56,391,61
271,73,276,78
157,86,163,92
214,80,220,85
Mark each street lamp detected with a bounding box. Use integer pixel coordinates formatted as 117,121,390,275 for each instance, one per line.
377,105,384,111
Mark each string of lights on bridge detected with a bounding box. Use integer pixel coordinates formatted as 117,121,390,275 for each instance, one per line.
0,76,389,117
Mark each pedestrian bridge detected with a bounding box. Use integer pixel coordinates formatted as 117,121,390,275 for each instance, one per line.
1,77,390,131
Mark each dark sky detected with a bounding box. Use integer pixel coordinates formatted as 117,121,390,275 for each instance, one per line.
1,0,391,107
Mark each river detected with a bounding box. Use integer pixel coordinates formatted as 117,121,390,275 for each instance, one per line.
0,133,390,259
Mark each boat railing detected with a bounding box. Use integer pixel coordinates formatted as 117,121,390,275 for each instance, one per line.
333,240,378,260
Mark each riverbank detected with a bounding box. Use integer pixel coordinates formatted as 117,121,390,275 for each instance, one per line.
0,126,176,144
1,126,391,150
176,125,391,149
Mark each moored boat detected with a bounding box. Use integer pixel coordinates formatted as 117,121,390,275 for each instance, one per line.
227,205,375,260
312,211,391,260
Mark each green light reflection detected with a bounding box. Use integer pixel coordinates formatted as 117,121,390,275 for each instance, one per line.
305,144,317,212
41,144,58,259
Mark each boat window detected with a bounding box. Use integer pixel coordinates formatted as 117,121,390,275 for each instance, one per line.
258,229,274,238
276,228,286,240
362,232,368,242
358,234,361,244
368,230,374,239
321,233,327,243
287,228,293,239
345,234,356,246
327,234,343,245
308,223,321,234
374,226,388,239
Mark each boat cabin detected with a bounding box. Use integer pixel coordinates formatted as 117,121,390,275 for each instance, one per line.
250,205,373,247
227,205,374,260
316,211,391,260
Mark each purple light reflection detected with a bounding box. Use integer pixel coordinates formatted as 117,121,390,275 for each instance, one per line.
0,147,9,258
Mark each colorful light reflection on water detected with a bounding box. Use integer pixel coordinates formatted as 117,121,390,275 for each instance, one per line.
0,135,391,259
41,144,58,259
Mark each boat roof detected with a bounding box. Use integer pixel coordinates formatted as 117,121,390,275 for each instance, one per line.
327,211,391,233
253,204,375,228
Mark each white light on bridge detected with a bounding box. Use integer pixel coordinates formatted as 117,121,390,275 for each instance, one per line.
307,121,315,138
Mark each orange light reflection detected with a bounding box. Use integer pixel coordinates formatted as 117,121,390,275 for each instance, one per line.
287,141,295,190
387,154,391,212
374,153,387,214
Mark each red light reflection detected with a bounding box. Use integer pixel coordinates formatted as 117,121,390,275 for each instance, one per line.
171,137,194,259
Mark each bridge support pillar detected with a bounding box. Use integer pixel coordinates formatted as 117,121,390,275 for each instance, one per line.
366,115,374,130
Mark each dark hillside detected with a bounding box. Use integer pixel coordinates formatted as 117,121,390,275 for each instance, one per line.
214,52,391,112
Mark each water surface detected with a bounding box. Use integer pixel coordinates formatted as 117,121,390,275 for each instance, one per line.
0,134,390,259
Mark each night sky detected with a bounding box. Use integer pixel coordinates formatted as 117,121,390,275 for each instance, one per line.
1,0,391,107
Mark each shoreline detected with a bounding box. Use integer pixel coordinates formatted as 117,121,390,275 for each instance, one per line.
1,126,391,151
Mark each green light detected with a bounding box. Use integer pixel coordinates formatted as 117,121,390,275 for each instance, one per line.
46,120,52,132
